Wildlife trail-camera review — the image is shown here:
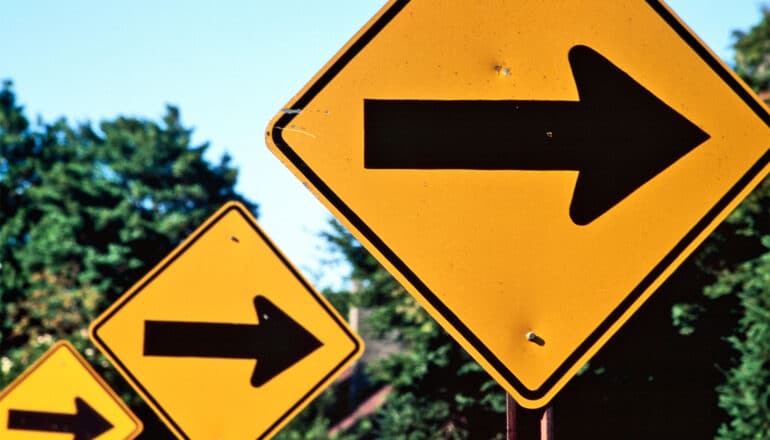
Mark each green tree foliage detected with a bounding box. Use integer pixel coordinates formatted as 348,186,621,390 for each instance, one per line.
0,80,255,435
700,13,770,437
278,221,505,439
733,8,770,92
707,244,770,440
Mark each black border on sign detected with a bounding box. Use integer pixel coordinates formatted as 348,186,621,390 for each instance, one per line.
269,0,770,401
91,204,362,439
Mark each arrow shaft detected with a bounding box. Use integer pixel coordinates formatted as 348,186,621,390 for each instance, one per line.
143,297,324,388
8,409,76,434
364,99,583,170
144,321,262,359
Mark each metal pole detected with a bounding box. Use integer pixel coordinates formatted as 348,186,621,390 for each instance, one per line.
506,393,517,440
540,405,554,440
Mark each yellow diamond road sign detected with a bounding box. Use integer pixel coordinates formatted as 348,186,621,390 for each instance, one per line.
0,341,142,440
266,0,770,408
90,202,363,439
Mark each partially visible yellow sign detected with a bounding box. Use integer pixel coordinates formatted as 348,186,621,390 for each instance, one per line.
266,0,770,408
0,341,142,440
90,202,363,439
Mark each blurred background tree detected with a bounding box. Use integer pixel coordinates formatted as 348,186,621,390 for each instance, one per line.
276,221,506,440
702,8,770,439
0,80,255,437
733,8,770,93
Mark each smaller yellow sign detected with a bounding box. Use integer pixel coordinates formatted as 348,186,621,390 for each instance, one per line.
90,202,364,439
0,341,142,440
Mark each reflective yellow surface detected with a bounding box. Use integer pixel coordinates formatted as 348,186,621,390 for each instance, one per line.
267,0,770,408
0,341,142,439
90,202,363,439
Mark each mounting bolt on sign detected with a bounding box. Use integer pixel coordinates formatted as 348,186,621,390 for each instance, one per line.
267,0,770,408
526,332,546,347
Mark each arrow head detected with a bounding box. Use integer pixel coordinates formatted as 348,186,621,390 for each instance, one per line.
73,397,113,440
250,296,323,387
567,45,709,225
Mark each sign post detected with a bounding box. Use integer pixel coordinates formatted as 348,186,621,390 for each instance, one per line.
541,406,554,440
506,394,517,440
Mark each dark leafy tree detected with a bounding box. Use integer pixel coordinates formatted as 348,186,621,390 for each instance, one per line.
0,80,255,438
733,8,770,92
277,221,505,439
702,12,770,437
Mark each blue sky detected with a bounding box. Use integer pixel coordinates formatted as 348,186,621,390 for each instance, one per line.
1,1,765,289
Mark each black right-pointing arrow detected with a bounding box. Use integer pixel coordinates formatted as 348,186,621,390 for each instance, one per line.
364,45,710,225
143,295,323,387
7,397,113,440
